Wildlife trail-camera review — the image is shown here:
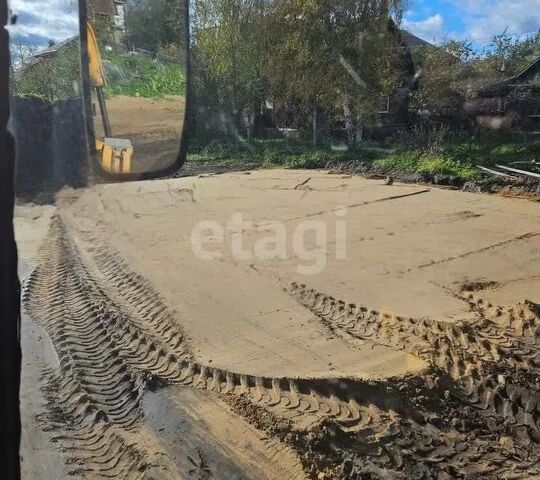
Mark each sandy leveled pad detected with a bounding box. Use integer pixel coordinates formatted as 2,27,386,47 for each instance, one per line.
56,169,540,378
93,95,185,139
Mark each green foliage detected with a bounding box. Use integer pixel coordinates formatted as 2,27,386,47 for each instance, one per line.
376,152,478,180
125,0,187,55
92,17,116,45
411,40,477,113
191,0,269,131
475,29,540,84
188,136,381,168
189,129,539,181
188,6,539,181
191,0,408,135
263,0,406,121
375,129,539,181
191,1,537,145
103,52,186,97
12,42,81,102
412,30,540,117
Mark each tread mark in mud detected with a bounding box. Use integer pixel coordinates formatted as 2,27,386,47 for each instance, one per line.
287,282,540,473
24,216,540,479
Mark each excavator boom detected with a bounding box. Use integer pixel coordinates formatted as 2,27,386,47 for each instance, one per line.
87,23,132,174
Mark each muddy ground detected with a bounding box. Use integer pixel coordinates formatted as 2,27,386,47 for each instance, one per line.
93,95,185,174
17,170,540,479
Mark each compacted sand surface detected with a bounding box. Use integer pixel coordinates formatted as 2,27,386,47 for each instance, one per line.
93,95,186,173
19,170,540,479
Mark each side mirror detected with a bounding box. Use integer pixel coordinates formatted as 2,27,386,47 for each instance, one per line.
10,0,189,197
82,0,189,179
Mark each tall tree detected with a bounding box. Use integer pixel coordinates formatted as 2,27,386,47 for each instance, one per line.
126,0,187,53
475,29,540,83
191,0,268,134
263,0,406,143
191,0,407,140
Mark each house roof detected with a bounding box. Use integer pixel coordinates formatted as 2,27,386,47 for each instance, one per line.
399,30,433,50
32,36,78,59
18,35,78,72
478,55,540,97
511,55,540,83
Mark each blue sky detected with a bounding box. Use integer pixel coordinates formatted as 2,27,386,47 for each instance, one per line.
404,0,540,47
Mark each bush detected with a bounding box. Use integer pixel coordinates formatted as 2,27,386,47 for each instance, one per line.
13,42,81,102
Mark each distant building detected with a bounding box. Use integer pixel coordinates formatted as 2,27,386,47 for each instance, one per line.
16,35,78,75
29,36,78,61
87,0,127,45
465,56,540,132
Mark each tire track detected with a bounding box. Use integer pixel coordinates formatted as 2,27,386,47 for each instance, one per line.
24,215,540,479
416,232,540,270
287,282,540,447
25,217,385,478
24,219,181,479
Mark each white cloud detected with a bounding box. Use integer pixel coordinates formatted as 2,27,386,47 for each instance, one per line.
8,0,79,45
448,0,540,40
403,13,446,42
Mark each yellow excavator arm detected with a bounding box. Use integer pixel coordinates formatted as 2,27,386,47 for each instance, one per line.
87,23,133,175
87,23,105,88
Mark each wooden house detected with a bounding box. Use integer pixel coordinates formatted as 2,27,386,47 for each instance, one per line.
465,56,540,132
87,0,127,45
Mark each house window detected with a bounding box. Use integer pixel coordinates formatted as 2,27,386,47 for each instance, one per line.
497,98,506,113
378,95,390,114
114,3,126,29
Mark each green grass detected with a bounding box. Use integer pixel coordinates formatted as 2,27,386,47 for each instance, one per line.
187,136,381,169
187,132,539,182
374,132,539,181
103,51,186,98
375,151,478,180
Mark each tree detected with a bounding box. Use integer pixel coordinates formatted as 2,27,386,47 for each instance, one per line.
411,40,476,114
190,0,408,141
125,0,187,55
411,30,540,122
12,41,81,102
474,29,540,85
262,0,406,144
191,0,268,135
9,34,37,70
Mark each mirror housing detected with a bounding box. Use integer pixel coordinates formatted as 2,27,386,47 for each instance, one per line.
81,0,189,180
